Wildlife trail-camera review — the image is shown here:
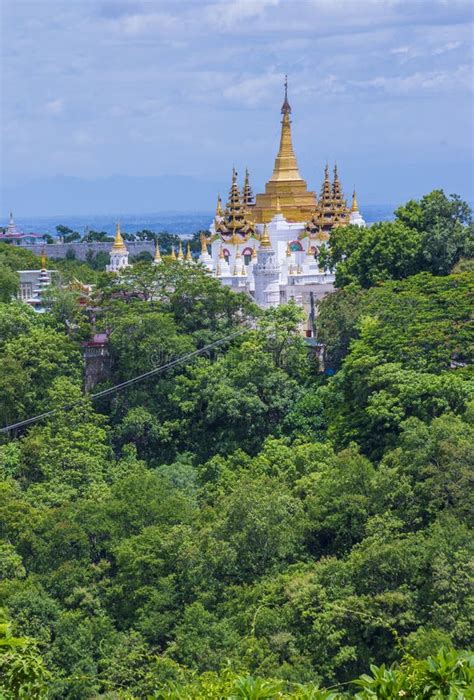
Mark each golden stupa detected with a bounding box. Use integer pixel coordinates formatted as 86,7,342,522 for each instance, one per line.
249,76,317,223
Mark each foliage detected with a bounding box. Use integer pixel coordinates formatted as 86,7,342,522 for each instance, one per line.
321,190,473,288
0,191,471,698
0,265,19,302
0,610,51,699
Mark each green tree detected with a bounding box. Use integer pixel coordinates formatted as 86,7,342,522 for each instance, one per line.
0,610,51,699
0,265,19,303
395,190,473,275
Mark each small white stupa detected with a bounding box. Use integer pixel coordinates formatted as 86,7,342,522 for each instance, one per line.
106,223,130,272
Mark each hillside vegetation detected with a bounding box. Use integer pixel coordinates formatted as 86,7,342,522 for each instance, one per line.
0,190,472,699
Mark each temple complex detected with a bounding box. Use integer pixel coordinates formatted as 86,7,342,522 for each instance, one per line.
199,77,366,312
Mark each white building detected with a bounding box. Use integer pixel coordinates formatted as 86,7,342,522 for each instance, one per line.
199,78,365,314
106,223,130,272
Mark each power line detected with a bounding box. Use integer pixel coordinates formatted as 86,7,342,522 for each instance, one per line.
0,327,249,435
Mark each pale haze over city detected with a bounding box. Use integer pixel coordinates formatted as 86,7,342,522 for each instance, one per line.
1,0,473,216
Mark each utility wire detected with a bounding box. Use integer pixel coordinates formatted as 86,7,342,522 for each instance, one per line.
0,326,249,435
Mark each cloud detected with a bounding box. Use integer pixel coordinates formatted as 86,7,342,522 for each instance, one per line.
205,0,280,30
112,10,177,35
223,72,283,107
41,98,64,115
353,64,472,95
391,39,462,62
432,40,462,55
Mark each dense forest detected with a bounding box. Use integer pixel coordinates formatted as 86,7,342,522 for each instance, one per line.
0,191,473,699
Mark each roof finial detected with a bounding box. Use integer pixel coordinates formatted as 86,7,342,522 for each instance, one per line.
153,243,162,264
112,221,126,251
260,223,272,248
351,189,359,213
215,194,223,218
186,242,192,261
40,248,47,270
281,74,291,115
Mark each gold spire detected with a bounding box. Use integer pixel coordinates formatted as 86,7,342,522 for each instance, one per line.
177,240,184,260
306,238,314,256
216,194,223,217
286,242,291,257
216,261,222,276
170,247,177,260
351,189,359,213
259,223,272,248
153,243,162,263
269,76,303,183
252,244,257,259
200,232,209,255
40,249,47,270
185,243,192,261
250,77,317,223
111,222,126,251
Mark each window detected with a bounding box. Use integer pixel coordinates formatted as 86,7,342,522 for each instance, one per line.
19,283,32,300
242,247,253,265
289,240,303,252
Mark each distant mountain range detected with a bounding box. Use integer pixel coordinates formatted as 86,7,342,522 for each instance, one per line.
1,175,227,217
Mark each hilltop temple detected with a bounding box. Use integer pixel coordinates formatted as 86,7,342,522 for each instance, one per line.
198,78,365,310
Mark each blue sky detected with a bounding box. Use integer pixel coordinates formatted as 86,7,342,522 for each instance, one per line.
1,0,473,214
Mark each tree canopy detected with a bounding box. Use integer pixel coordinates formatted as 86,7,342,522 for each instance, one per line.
0,192,472,698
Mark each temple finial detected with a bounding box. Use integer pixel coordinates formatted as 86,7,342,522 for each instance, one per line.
112,221,126,250
40,248,47,270
185,242,192,261
281,74,291,115
215,194,223,218
351,189,359,213
153,242,162,264
177,240,184,260
200,232,209,255
170,247,177,260
260,223,272,248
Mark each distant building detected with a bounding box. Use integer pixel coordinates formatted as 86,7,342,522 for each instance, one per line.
17,253,55,312
82,332,111,391
106,223,130,272
0,212,43,246
199,78,366,312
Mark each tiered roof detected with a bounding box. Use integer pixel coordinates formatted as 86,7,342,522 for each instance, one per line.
242,169,254,210
214,168,256,241
304,164,350,238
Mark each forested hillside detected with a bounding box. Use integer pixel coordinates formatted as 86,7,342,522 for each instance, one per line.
0,191,472,699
